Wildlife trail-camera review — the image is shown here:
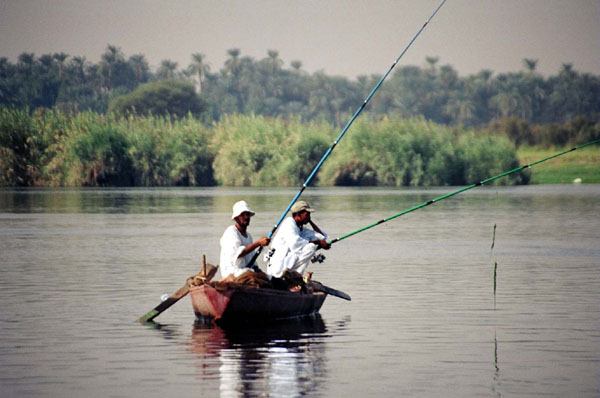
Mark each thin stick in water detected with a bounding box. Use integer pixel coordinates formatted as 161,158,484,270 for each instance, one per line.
494,261,497,297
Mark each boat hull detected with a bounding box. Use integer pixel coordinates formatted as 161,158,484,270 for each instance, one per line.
190,284,327,323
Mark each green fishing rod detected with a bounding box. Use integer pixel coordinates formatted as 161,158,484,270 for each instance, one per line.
328,139,600,245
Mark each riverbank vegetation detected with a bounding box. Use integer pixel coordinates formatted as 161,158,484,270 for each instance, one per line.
3,108,597,187
517,146,600,184
1,45,598,187
0,108,214,186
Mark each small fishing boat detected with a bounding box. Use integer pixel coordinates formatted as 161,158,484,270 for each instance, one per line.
190,283,328,324
137,258,349,325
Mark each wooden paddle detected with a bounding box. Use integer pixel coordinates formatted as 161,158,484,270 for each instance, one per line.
137,255,218,323
311,281,351,301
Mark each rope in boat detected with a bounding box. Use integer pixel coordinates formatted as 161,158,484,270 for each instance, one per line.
328,139,600,245
248,0,450,266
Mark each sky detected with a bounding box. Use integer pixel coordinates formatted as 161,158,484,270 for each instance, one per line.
1,0,598,79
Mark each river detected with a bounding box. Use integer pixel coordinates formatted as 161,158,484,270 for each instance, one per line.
1,185,599,397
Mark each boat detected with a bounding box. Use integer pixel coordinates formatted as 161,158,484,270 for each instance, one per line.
137,260,349,325
190,282,328,324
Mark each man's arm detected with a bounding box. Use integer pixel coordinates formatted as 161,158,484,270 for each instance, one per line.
307,220,330,249
238,236,270,258
308,220,326,237
309,238,330,249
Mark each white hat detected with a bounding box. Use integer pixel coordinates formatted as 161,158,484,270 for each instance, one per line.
231,200,255,219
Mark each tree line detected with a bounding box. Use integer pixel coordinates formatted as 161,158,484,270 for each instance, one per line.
2,45,598,187
1,45,599,127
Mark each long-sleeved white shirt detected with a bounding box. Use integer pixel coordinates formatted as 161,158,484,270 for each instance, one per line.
267,217,327,278
219,225,254,278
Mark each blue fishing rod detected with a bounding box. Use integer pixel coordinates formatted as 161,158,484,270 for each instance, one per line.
248,0,450,266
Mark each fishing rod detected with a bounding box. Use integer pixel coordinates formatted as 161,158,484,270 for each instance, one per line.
328,139,600,245
248,0,450,266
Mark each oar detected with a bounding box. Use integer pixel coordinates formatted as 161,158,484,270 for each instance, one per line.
137,283,192,323
137,255,218,323
247,0,449,267
305,272,351,300
328,139,600,245
312,281,351,301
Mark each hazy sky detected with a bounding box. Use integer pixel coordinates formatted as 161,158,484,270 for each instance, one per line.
1,0,598,78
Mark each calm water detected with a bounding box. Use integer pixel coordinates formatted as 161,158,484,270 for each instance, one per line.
1,186,599,397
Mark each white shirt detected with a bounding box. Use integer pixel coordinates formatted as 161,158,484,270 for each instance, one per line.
219,225,254,278
267,217,327,278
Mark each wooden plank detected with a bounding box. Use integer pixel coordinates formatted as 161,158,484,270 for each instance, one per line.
137,261,218,323
137,283,191,323
311,281,351,301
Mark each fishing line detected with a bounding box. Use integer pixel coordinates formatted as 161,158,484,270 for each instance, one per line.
328,139,600,245
248,0,450,266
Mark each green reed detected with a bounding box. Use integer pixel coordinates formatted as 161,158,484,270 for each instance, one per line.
1,108,527,187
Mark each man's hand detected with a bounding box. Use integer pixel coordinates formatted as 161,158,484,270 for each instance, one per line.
316,239,330,250
256,236,271,247
239,236,271,259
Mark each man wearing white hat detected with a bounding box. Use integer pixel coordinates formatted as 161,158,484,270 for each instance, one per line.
219,200,270,279
267,200,330,278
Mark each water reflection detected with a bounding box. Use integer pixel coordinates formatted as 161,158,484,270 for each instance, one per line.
490,331,501,398
189,315,330,398
0,187,217,213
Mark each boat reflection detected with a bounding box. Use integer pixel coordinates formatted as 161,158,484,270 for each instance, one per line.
189,315,330,397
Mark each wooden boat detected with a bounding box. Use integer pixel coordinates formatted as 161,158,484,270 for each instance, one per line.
190,283,328,324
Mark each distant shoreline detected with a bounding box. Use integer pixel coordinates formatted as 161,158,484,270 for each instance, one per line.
517,146,599,184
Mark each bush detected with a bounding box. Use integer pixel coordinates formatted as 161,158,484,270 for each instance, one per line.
44,113,134,186
125,114,215,186
0,107,46,186
320,116,524,186
39,110,215,186
108,80,207,119
330,160,377,186
211,114,333,186
457,133,527,185
485,116,600,148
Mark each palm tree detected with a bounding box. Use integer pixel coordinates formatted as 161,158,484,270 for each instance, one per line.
548,63,580,120
17,53,36,75
99,45,125,89
0,57,10,79
224,48,241,77
38,54,55,74
189,53,210,93
438,64,458,89
128,54,149,84
265,50,283,74
425,56,439,73
477,69,493,83
53,52,69,77
523,58,538,74
157,59,179,80
559,63,576,79
290,60,302,71
68,56,87,83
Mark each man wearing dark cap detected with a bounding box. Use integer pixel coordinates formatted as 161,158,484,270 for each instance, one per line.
266,200,329,278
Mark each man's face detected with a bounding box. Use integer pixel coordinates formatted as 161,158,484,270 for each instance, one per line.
296,210,311,225
235,211,252,227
